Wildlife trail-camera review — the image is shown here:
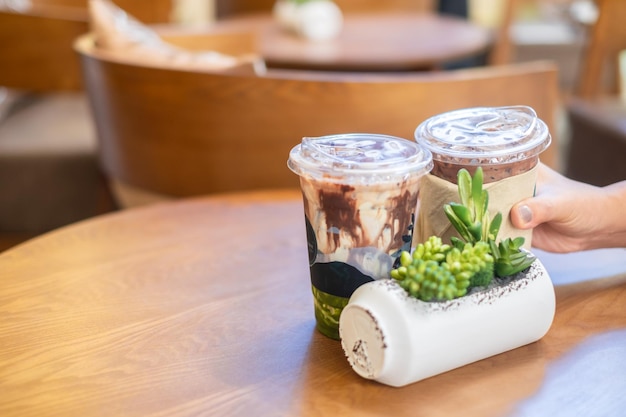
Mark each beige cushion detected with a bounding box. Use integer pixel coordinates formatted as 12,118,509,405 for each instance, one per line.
88,0,266,74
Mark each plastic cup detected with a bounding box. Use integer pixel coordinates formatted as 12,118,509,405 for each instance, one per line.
413,105,552,247
414,105,551,184
287,133,433,339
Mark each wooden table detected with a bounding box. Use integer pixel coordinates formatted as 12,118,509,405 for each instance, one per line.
209,12,492,71
1,190,625,417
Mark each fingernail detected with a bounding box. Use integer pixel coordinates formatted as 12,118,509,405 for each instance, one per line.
518,205,533,225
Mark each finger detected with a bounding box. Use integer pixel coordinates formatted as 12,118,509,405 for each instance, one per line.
510,202,534,229
511,196,557,230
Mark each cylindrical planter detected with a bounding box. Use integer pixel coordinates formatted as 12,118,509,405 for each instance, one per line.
339,258,555,387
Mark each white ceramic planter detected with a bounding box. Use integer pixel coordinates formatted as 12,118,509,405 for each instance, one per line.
339,258,555,387
273,0,343,41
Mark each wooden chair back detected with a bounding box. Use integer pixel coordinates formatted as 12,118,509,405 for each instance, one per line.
30,0,174,23
575,0,626,99
470,0,585,68
484,0,518,65
75,32,560,202
157,27,260,55
0,0,174,93
563,1,626,185
0,4,89,92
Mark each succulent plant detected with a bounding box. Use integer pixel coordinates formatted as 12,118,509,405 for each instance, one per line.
450,241,495,288
390,236,493,301
411,235,451,263
390,167,536,302
490,237,536,278
444,168,535,278
391,256,461,302
444,168,502,247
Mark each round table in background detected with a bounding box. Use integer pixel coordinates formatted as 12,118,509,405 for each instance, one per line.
210,12,493,71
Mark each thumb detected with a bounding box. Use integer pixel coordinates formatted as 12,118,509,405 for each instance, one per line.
510,197,555,230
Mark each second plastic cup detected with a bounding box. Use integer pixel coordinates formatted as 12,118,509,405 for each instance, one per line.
287,133,433,339
413,106,551,247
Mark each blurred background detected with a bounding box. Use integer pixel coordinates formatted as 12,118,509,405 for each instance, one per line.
0,0,620,252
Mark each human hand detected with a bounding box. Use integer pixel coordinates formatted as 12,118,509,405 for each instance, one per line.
510,163,626,253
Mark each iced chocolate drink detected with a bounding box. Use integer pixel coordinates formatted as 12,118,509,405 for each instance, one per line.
431,158,539,185
288,134,432,339
415,106,551,184
413,106,551,247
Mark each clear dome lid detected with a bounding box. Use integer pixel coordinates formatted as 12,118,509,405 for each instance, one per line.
288,133,433,183
414,106,551,165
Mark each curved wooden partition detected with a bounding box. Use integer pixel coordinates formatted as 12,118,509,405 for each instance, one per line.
75,32,560,201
